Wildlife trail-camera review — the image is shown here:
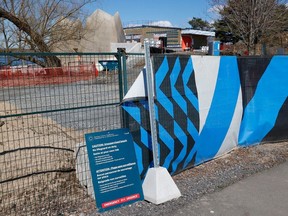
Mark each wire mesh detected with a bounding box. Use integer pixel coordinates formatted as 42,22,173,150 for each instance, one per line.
0,52,144,215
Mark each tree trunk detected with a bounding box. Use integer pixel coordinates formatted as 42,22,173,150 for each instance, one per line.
0,7,62,67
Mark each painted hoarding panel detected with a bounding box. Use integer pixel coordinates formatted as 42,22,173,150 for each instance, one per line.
122,55,242,176
238,56,288,146
122,55,288,178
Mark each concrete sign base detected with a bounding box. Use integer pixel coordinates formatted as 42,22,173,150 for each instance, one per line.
142,167,181,204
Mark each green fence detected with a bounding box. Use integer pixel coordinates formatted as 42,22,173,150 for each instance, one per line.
0,51,145,215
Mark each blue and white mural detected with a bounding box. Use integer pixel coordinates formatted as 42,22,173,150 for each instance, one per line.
122,55,288,178
238,56,288,146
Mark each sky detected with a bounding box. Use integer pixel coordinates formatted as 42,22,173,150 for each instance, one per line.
87,0,216,28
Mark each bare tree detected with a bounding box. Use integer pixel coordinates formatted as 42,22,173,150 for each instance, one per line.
0,0,96,67
211,0,288,55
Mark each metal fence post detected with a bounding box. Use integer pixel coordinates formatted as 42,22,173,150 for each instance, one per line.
142,40,181,204
116,49,124,128
144,40,159,168
116,48,123,101
116,48,128,128
121,50,128,96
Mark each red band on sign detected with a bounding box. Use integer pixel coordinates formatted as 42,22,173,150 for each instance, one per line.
102,193,140,208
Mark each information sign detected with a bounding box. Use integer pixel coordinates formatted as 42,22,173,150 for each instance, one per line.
85,128,143,212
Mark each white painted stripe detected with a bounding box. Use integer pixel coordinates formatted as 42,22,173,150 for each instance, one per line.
216,88,243,156
123,69,146,101
192,56,221,133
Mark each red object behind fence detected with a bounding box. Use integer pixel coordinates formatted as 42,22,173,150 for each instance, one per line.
0,63,99,87
92,63,99,77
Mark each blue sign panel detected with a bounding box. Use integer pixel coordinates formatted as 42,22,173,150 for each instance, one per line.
208,41,220,56
213,41,220,56
85,128,144,212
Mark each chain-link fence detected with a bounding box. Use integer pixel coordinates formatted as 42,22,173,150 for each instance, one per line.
0,51,145,215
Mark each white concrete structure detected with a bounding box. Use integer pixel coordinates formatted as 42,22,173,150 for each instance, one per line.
111,42,142,53
142,167,181,204
54,9,126,53
80,10,126,52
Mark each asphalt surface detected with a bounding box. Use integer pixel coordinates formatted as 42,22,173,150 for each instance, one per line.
175,161,288,216
0,80,122,131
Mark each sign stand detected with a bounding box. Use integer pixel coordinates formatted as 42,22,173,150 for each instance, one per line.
142,39,181,204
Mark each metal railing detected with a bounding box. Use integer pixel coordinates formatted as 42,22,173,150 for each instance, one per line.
0,51,144,215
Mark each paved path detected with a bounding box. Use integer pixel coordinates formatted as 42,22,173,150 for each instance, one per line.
174,161,288,216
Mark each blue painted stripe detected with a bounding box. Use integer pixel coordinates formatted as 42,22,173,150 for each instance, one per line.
170,57,187,114
183,57,199,111
171,121,187,173
154,104,159,121
140,100,149,110
187,119,199,140
195,56,240,164
183,119,199,168
133,142,143,175
155,56,174,117
140,126,152,150
239,56,288,146
158,124,175,169
122,102,141,123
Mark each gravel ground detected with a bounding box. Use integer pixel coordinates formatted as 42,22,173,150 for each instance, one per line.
82,141,288,216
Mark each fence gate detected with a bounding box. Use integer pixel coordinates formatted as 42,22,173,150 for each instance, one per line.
0,51,144,215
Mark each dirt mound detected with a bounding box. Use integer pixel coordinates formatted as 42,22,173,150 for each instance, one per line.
0,101,94,215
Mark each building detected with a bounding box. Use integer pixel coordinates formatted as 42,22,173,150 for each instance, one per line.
124,24,215,52
124,25,182,50
181,29,215,51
